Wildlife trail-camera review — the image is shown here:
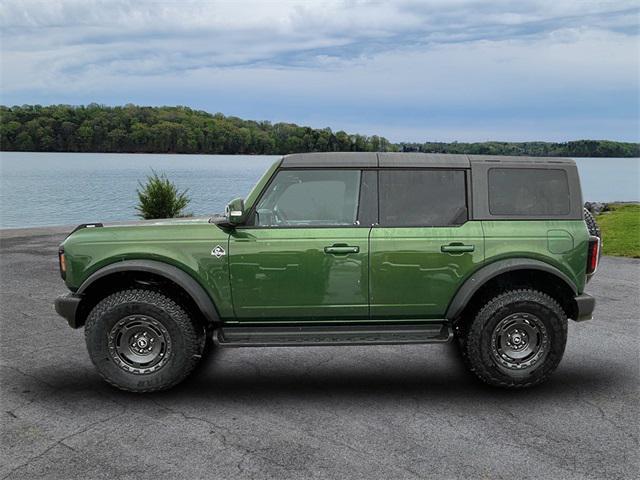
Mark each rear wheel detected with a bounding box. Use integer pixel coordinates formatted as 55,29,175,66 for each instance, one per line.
85,289,202,392
461,289,567,388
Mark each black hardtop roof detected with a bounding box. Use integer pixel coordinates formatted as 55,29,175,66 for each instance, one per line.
280,152,576,168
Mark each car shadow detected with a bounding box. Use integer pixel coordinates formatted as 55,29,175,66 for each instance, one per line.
150,345,625,404
13,343,629,407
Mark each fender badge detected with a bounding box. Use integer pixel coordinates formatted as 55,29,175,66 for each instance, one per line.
211,245,226,258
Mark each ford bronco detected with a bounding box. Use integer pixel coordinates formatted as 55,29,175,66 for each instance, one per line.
55,153,600,392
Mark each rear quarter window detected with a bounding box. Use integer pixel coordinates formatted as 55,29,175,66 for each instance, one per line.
488,168,570,216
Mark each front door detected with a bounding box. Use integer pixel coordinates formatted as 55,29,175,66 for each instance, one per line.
369,169,484,319
228,168,374,321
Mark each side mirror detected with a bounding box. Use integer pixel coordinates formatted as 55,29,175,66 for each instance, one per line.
225,197,246,225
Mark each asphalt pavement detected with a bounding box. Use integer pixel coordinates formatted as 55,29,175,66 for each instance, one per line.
1,227,638,480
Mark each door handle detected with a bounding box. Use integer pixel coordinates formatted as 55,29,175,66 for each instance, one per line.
441,243,475,253
324,245,360,254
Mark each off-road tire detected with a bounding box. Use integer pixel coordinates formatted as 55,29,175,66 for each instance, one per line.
583,207,601,238
462,289,567,388
85,289,201,393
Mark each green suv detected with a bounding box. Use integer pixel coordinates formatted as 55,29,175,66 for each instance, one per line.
54,153,600,392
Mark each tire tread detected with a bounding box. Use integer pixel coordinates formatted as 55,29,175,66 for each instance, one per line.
85,288,200,393
583,207,601,238
463,288,567,388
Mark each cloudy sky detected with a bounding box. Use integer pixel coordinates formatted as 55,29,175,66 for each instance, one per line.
1,0,638,142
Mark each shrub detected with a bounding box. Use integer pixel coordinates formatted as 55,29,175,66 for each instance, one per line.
136,170,191,219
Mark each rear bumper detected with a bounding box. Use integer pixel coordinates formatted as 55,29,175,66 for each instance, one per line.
54,293,82,328
573,293,596,322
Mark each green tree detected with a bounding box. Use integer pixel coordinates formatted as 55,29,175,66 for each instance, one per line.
1,104,638,157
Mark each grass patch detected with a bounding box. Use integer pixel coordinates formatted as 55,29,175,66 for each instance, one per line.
596,204,640,258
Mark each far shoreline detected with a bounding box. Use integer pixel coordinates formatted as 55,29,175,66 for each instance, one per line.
3,105,639,158
1,150,639,159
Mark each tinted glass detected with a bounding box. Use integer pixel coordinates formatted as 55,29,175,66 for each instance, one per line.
254,169,361,227
357,170,378,226
379,170,467,226
488,168,570,215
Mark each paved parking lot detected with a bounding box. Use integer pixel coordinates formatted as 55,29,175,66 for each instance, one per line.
1,228,638,479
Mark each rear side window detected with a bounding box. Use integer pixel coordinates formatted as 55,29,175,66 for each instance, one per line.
379,170,467,226
488,168,570,216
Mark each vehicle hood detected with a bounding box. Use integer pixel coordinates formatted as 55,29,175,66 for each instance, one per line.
62,215,227,247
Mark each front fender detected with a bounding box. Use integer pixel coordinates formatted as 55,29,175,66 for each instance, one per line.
76,259,220,324
61,223,233,318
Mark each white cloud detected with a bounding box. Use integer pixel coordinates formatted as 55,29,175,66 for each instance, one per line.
0,0,638,141
2,0,637,75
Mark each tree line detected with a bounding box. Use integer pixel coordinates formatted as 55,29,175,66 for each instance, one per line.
0,104,393,155
1,104,638,157
398,140,640,158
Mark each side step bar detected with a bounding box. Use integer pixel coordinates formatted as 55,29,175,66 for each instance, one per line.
216,322,452,347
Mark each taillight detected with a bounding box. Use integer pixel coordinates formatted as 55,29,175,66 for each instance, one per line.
586,236,600,275
58,247,66,279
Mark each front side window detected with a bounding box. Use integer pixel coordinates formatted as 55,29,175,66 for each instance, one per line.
379,170,468,226
253,169,361,227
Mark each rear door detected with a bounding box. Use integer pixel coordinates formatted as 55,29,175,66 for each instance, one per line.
228,168,376,322
370,169,484,319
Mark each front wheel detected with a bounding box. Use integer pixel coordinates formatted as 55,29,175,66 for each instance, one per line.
85,289,202,392
461,289,567,388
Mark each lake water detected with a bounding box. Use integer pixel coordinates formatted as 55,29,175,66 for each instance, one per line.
0,152,638,229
